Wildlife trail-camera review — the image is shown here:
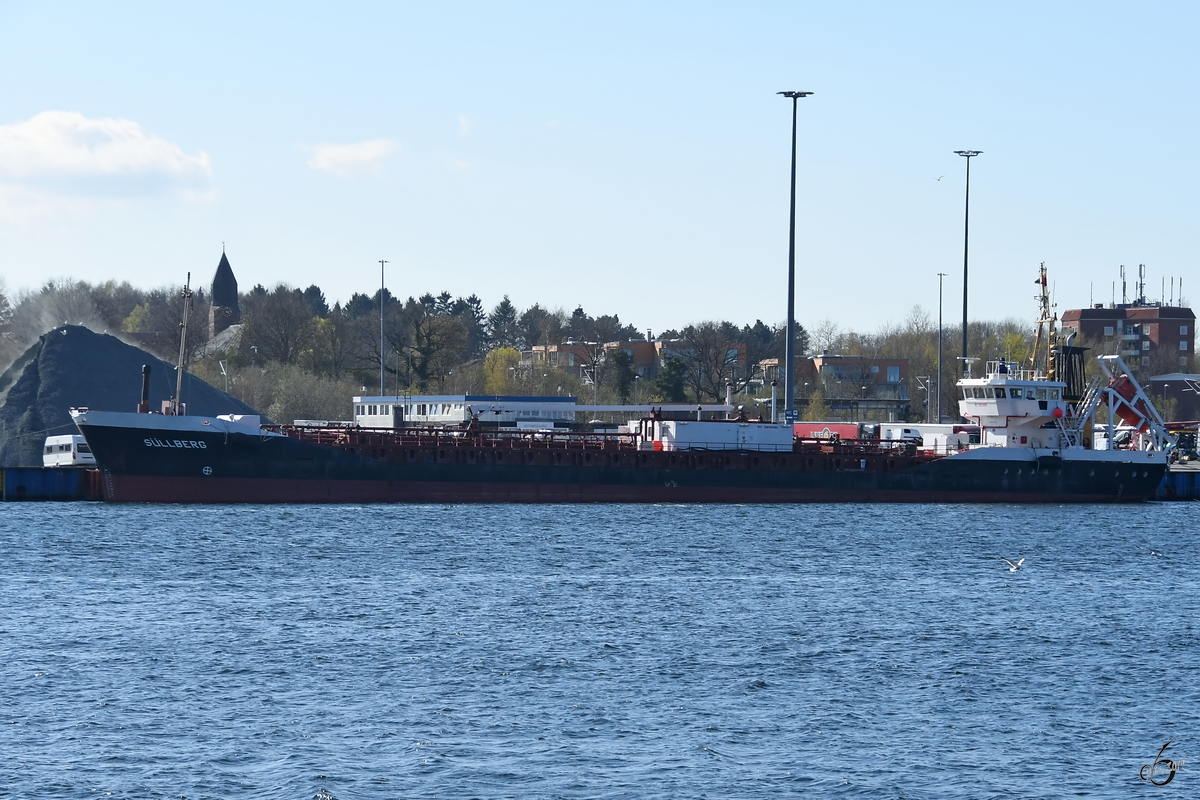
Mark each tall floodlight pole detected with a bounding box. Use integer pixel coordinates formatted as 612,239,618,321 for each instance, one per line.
954,150,981,374
779,90,813,422
379,259,388,396
937,272,946,422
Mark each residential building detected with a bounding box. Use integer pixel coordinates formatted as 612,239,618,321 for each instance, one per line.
1060,303,1195,369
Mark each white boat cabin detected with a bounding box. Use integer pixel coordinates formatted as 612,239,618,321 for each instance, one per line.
958,360,1069,449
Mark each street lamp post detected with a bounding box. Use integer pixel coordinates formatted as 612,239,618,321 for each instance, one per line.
379,259,388,396
937,271,946,422
954,150,981,374
779,90,814,423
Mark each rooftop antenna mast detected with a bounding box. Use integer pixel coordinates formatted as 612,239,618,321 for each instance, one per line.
1120,265,1127,305
1138,263,1146,305
173,273,194,415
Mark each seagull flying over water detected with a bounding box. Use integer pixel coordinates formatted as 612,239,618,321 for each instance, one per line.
1002,558,1025,572
936,175,945,181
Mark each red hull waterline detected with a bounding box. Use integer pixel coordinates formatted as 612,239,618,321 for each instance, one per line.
100,475,1146,505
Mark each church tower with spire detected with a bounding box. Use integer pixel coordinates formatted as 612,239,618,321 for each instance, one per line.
209,248,241,338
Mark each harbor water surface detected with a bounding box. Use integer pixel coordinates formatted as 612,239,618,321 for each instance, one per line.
2,503,1197,798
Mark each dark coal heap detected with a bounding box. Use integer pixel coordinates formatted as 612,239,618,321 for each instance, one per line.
0,325,261,466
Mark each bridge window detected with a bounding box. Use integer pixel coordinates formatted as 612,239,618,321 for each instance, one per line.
984,388,995,398
994,388,1006,398
1049,389,1059,400
1009,387,1023,398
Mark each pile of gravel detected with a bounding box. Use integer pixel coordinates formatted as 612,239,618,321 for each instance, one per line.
0,325,262,466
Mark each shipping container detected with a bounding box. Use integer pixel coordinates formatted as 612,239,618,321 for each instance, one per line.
656,420,793,452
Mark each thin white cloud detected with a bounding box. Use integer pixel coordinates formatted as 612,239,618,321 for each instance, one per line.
459,115,474,137
304,139,399,177
0,111,211,181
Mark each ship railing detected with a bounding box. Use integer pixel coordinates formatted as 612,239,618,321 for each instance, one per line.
795,437,956,458
275,424,644,451
981,362,1042,381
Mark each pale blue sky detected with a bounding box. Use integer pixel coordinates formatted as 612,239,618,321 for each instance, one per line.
1,1,1196,334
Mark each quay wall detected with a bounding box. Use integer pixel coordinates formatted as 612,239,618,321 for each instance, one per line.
1,468,103,501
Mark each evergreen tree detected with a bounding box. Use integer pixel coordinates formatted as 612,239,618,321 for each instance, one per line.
565,306,594,341
612,349,635,403
451,294,489,358
344,292,376,318
488,295,521,349
300,284,330,318
654,356,689,403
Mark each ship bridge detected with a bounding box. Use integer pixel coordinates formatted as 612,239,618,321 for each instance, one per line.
958,360,1069,449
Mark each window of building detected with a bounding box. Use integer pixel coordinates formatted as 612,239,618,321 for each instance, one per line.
725,349,739,365
1104,326,1114,336
1182,325,1189,335
1181,356,1190,366
887,366,900,382
1142,341,1150,350
1142,356,1150,365
1181,341,1189,351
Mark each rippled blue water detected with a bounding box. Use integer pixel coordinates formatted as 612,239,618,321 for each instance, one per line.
2,502,1197,799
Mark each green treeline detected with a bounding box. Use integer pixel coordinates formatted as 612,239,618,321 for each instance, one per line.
0,278,1184,423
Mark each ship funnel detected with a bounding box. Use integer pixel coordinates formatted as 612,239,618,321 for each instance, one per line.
138,364,151,413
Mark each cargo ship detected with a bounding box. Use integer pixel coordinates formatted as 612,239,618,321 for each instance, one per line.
70,349,1171,504
69,270,1175,504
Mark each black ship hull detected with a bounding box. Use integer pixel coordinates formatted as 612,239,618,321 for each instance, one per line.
74,412,1167,504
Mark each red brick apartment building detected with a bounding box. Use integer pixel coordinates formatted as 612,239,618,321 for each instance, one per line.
1060,304,1195,368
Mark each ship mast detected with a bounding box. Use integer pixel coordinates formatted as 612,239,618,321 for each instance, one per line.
173,273,193,415
1028,263,1058,379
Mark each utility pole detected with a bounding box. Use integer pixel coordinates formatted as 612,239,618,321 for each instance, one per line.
954,150,981,374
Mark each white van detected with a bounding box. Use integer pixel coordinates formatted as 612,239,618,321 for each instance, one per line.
882,426,924,444
42,435,97,467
